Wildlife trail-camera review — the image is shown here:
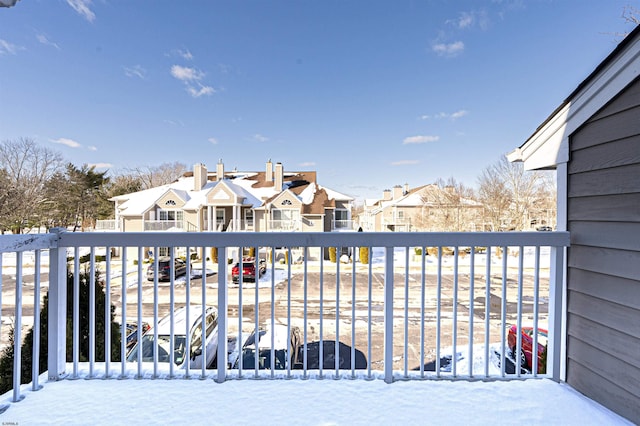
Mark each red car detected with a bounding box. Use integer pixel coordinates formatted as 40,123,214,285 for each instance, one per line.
508,325,548,372
231,257,266,283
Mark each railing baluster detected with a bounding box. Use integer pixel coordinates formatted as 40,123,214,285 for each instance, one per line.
335,247,340,378
319,252,324,379
89,247,96,377
367,247,373,380
136,246,143,379
303,247,308,378
351,245,356,378
516,247,524,378
287,247,292,378
120,246,127,379
237,247,244,376
468,247,475,378
73,248,80,378
435,247,442,377
403,246,409,378
383,246,394,384
12,251,24,402
105,246,111,378
484,247,491,378
217,246,228,383
270,247,276,377
200,247,207,380
532,247,541,377
152,247,160,379
32,249,43,391
500,246,508,378
452,246,459,378
420,247,426,378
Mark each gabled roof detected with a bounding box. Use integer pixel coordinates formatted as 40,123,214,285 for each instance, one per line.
508,24,640,170
115,164,351,216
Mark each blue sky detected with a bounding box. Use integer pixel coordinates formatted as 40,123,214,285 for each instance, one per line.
1,0,638,201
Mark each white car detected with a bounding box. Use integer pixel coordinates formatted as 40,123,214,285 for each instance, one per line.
126,305,219,369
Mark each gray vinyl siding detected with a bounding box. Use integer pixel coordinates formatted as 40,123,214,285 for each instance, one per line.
566,76,640,422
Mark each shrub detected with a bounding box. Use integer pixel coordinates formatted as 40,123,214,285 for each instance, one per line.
414,247,422,256
328,247,337,263
210,247,218,263
359,247,369,264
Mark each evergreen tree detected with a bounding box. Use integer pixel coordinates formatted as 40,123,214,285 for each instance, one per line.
0,268,121,394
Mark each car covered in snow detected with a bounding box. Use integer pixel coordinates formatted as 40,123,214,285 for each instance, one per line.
126,305,219,369
508,325,547,372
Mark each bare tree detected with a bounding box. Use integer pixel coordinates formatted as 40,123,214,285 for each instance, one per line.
419,178,481,231
477,156,547,231
0,138,63,233
127,162,187,189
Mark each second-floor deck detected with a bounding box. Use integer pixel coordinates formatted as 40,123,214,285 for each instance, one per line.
0,229,583,420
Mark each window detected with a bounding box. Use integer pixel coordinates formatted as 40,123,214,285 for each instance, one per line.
245,209,254,227
335,209,349,221
216,209,225,227
272,209,299,221
159,210,183,221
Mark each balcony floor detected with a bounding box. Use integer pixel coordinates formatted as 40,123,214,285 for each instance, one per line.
0,370,631,425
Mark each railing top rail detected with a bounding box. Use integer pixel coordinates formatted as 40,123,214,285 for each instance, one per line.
54,231,570,248
0,233,58,253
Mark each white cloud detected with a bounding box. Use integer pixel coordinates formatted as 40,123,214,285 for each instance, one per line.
89,162,112,169
177,49,193,60
420,110,468,121
208,137,218,145
51,137,81,148
170,65,204,82
186,83,215,98
36,34,60,50
124,65,146,79
87,145,97,151
391,160,420,166
299,162,315,167
403,135,439,145
66,0,95,23
0,39,21,55
432,41,464,57
454,12,474,29
252,134,269,143
164,119,185,127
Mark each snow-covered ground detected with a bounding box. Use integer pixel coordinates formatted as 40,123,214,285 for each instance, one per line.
0,370,631,425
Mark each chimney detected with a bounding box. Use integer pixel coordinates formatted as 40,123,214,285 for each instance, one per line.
266,159,273,182
383,189,392,201
216,159,224,181
404,183,409,195
193,163,207,191
393,185,403,200
274,162,283,192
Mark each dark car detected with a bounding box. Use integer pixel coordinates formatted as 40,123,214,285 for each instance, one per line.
146,256,188,281
230,324,367,371
231,257,266,283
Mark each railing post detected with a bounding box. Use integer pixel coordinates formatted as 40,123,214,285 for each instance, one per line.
383,246,394,384
548,246,565,382
48,228,67,381
216,246,228,383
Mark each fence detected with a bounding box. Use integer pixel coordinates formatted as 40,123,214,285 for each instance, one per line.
0,229,569,405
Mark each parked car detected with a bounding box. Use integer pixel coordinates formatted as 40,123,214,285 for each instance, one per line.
146,256,188,281
125,321,150,350
230,324,367,370
231,257,266,283
231,324,302,370
508,325,548,372
126,305,219,369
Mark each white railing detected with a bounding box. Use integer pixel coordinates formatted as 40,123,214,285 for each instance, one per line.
0,230,569,406
94,219,118,231
268,220,301,231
